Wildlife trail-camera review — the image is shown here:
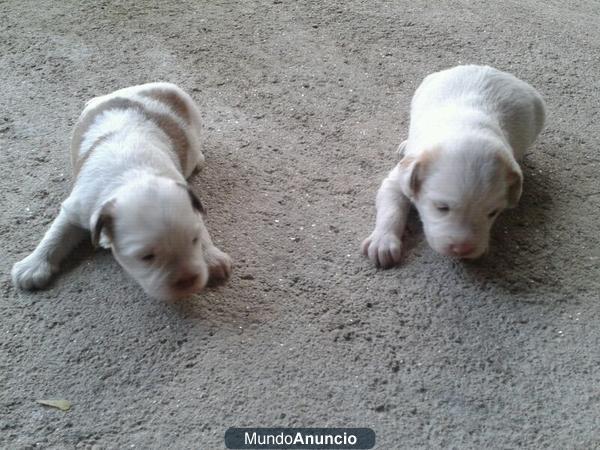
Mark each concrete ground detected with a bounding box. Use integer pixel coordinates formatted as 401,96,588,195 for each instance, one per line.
1,0,599,448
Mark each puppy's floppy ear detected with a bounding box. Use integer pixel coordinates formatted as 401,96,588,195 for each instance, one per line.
506,164,523,208
90,199,116,248
498,153,523,208
398,155,427,199
177,182,206,215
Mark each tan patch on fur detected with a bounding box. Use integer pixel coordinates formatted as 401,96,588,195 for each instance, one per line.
149,113,190,170
73,131,117,178
91,199,116,248
495,151,517,176
399,155,415,168
71,97,137,175
139,88,191,123
399,147,440,167
71,97,189,179
419,147,440,167
495,151,523,207
400,147,440,197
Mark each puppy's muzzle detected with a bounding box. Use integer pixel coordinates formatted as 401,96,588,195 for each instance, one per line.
448,242,476,258
173,273,200,291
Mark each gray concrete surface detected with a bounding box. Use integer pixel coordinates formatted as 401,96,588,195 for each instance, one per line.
1,1,599,448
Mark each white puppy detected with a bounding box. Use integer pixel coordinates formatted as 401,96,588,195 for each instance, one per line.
12,82,232,300
362,65,545,267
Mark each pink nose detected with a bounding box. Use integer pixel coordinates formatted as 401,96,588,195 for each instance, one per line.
449,242,476,257
174,274,199,290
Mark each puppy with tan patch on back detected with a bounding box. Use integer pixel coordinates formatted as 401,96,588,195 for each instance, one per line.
12,83,232,300
362,65,545,267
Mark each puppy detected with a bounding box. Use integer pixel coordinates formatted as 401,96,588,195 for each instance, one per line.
12,83,232,300
362,65,545,267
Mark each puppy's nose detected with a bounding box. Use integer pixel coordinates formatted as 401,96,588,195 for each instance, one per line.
449,242,476,257
174,274,199,290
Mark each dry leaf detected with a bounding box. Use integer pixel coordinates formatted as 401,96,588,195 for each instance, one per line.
37,399,71,411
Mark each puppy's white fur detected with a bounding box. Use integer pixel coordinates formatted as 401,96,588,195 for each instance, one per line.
363,65,545,267
12,82,232,300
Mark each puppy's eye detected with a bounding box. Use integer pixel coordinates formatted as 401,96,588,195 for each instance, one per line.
436,204,450,213
192,236,199,245
488,209,500,218
141,253,155,262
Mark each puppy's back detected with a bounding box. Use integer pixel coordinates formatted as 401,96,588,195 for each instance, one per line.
71,83,202,178
411,65,545,157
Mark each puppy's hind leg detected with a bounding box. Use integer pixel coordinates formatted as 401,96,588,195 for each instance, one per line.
12,207,87,290
361,165,411,268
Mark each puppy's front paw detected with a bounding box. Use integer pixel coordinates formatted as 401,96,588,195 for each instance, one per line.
361,232,403,269
205,246,232,285
11,254,57,290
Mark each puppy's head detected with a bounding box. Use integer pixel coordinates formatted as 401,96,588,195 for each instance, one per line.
399,137,522,259
90,176,209,300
